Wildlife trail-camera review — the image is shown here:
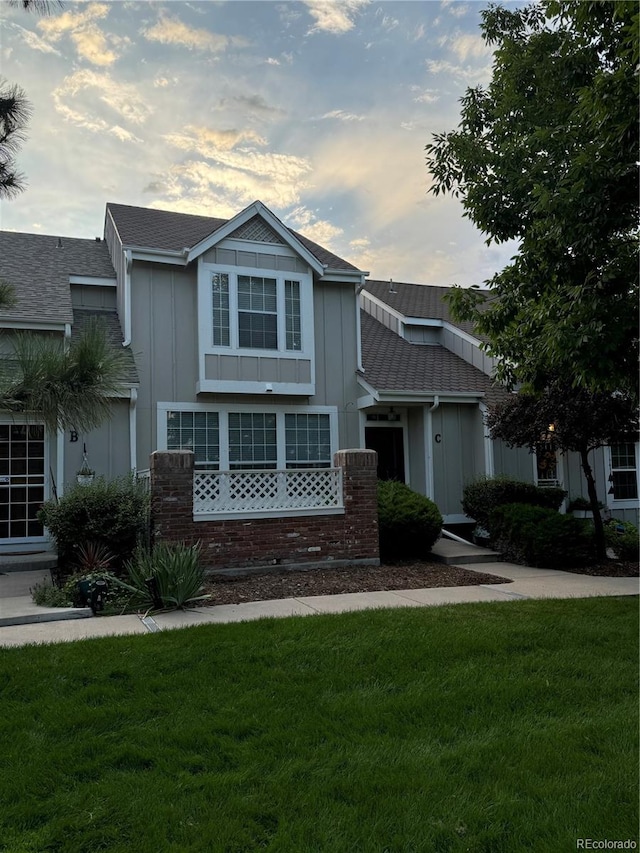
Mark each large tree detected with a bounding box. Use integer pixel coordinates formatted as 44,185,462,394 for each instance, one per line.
487,383,638,560
426,1,639,398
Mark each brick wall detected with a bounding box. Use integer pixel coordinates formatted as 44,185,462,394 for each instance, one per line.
150,449,379,570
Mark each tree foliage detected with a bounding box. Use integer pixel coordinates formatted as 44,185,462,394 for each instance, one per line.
486,382,638,559
426,1,639,398
0,80,31,200
0,317,129,433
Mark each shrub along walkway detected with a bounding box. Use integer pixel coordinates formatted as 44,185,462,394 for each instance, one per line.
0,551,636,647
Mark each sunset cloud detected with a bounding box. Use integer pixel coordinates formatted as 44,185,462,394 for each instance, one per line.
142,14,248,53
38,3,118,66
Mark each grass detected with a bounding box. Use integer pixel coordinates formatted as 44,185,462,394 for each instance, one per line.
0,597,637,852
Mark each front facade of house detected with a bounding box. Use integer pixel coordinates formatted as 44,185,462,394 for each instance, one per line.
0,200,637,551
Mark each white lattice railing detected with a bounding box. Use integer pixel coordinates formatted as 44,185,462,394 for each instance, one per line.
193,468,343,517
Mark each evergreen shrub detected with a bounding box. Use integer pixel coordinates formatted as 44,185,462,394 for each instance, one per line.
38,474,149,575
490,503,595,568
605,520,639,563
377,480,442,563
462,475,566,529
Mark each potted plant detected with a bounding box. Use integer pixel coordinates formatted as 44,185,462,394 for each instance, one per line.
567,496,603,518
76,451,95,486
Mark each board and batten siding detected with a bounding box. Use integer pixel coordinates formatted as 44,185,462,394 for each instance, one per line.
70,285,117,310
63,400,131,488
441,328,494,378
432,404,485,518
312,281,361,450
130,261,199,466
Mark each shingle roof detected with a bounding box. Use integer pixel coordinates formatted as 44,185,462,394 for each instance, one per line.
360,312,506,405
363,279,489,339
71,309,139,386
0,232,115,325
106,202,360,272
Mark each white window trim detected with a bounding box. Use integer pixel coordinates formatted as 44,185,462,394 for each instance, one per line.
0,417,50,546
198,261,313,356
157,402,339,471
606,442,640,510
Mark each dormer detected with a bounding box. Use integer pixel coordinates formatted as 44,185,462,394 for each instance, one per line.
188,201,325,396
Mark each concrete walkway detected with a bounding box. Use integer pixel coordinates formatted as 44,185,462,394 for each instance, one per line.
0,554,637,647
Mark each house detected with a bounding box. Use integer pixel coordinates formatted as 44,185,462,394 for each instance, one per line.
0,199,637,552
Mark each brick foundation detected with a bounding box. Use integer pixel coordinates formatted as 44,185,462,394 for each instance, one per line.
150,449,379,569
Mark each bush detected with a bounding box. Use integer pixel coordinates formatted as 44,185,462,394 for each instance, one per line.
116,542,209,610
605,519,639,562
490,503,595,568
31,570,135,614
38,474,149,575
377,481,442,563
462,476,567,529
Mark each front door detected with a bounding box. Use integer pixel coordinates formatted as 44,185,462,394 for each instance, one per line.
365,426,405,482
0,424,46,541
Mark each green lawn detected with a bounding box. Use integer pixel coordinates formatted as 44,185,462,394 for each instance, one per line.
1,598,637,852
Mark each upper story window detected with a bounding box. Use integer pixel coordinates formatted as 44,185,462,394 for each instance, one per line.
210,270,303,353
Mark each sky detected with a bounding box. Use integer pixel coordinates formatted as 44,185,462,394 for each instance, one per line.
0,0,518,286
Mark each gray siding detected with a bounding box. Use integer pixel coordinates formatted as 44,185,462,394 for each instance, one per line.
313,282,361,449
70,284,117,309
130,261,199,465
204,354,312,384
432,404,484,517
63,400,131,489
203,245,308,273
104,213,126,327
361,293,400,335
493,439,535,483
407,407,426,494
442,328,495,377
404,325,442,345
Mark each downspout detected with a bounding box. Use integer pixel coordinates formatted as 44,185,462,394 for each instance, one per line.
425,395,440,500
129,388,138,472
56,324,72,498
355,280,365,373
479,402,494,477
122,249,132,346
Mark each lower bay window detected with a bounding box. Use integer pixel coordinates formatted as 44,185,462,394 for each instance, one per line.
608,443,639,505
162,405,336,471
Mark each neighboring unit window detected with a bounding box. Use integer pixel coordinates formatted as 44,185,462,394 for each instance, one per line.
212,273,230,346
167,411,220,468
238,275,278,350
228,413,277,470
285,413,331,469
610,443,638,501
285,280,302,351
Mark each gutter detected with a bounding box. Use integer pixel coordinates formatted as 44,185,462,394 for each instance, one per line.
122,249,132,346
129,388,138,471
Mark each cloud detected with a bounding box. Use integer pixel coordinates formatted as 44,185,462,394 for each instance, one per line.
302,0,371,34
52,69,151,139
442,32,492,62
411,86,440,104
144,148,312,215
218,94,285,119
426,58,491,85
313,109,366,122
142,13,248,52
287,206,343,247
164,125,267,154
440,0,469,17
266,57,280,65
13,23,62,56
37,3,118,66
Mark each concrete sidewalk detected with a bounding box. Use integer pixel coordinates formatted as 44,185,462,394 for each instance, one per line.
0,558,637,647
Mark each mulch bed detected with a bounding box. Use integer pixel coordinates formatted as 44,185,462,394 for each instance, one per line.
201,562,510,606
200,557,638,606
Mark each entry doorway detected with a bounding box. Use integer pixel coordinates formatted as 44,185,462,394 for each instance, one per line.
365,426,405,483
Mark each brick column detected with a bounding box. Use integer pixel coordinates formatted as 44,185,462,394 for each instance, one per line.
334,449,379,562
150,450,195,545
